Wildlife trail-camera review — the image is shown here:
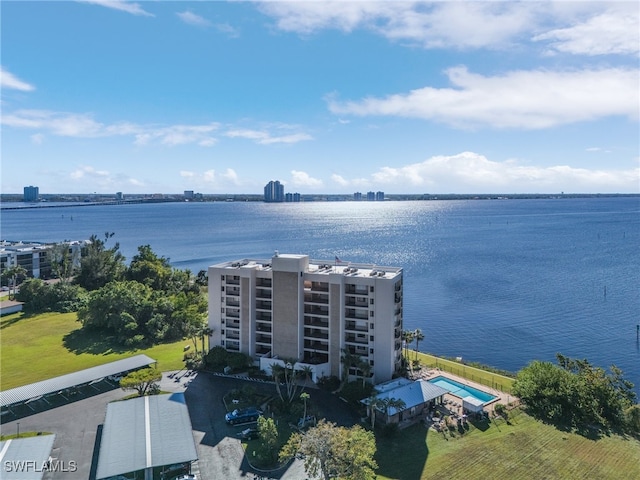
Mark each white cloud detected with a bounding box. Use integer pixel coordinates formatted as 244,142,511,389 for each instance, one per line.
366,152,639,193
1,67,35,91
215,23,240,38
78,0,153,17
533,4,640,56
2,109,220,146
224,128,312,144
331,174,350,187
222,168,240,184
70,165,110,180
328,66,639,129
177,10,212,28
260,2,638,56
180,171,195,178
290,170,323,188
31,133,45,145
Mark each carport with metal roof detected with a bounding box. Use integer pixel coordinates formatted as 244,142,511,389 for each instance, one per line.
0,434,56,480
0,354,156,410
96,392,198,480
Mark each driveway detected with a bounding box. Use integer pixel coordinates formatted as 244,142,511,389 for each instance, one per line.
1,371,360,480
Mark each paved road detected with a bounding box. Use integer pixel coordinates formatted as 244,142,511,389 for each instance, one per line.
1,371,361,480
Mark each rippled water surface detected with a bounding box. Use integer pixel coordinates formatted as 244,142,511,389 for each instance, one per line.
2,197,639,391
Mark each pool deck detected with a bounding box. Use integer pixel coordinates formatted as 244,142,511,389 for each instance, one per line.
412,367,518,415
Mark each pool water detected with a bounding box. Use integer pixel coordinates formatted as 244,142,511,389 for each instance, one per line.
428,376,496,404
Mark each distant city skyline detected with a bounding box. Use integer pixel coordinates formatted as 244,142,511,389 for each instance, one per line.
1,1,638,195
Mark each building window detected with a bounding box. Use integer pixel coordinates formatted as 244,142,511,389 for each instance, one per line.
221,286,225,291
370,335,374,341
370,323,374,329
370,298,374,305
221,330,225,335
370,286,374,292
221,308,224,313
369,348,374,354
370,311,374,317
221,275,225,280
370,360,374,366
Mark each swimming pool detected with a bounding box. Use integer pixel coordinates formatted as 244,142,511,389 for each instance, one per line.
428,376,496,404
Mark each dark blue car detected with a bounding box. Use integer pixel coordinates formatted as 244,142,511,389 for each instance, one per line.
225,407,262,424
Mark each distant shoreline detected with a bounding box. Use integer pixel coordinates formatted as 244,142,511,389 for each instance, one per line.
2,192,639,210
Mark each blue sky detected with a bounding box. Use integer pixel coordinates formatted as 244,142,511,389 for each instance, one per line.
2,1,639,195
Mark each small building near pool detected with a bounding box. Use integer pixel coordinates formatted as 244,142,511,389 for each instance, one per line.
362,378,448,425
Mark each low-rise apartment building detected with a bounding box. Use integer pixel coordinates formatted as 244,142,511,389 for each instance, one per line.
208,253,403,384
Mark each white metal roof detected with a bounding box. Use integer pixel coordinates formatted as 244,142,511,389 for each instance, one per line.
0,435,56,480
0,354,156,408
96,393,198,479
364,379,449,416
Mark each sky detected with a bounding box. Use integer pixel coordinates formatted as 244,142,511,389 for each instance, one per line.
1,1,639,195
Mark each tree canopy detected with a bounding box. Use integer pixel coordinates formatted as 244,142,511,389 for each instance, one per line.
74,233,126,291
280,420,377,480
120,367,162,396
512,354,637,435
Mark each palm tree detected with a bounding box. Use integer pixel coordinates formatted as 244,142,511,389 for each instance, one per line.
1,265,27,300
299,365,314,388
413,328,425,361
381,397,407,424
200,325,214,355
358,358,372,388
402,330,415,367
367,395,384,429
300,392,310,422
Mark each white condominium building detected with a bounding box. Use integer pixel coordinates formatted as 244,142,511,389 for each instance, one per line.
208,253,403,384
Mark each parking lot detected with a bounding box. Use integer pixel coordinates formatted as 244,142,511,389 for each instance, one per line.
1,371,360,480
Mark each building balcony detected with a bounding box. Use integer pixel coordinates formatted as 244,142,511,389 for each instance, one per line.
256,278,272,288
346,346,369,357
304,328,329,340
345,309,368,320
302,351,329,365
304,306,329,316
345,297,369,308
226,278,240,286
345,285,368,295
256,345,271,356
345,334,369,345
256,323,272,333
256,312,272,322
256,289,272,299
309,281,329,292
304,293,329,304
304,316,329,328
225,331,240,340
345,321,368,332
303,340,329,352
226,308,240,318
226,287,240,296
256,301,272,310
225,298,240,307
226,320,241,329
255,334,272,344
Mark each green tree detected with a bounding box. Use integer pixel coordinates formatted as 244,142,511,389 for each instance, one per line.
1,264,27,300
75,233,125,291
48,241,79,283
300,392,310,422
279,420,377,480
127,245,172,290
257,416,279,464
271,359,304,405
120,367,162,396
402,330,414,366
379,397,406,423
513,354,636,433
413,328,424,361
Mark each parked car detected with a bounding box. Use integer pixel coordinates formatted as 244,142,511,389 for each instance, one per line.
175,475,196,480
239,427,259,440
225,407,262,424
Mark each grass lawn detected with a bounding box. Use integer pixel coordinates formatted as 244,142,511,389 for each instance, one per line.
376,409,640,480
414,351,515,393
1,311,187,390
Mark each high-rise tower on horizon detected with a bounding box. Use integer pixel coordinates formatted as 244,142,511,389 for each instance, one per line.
264,180,285,202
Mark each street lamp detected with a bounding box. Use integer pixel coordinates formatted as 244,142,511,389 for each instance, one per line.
16,422,20,438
